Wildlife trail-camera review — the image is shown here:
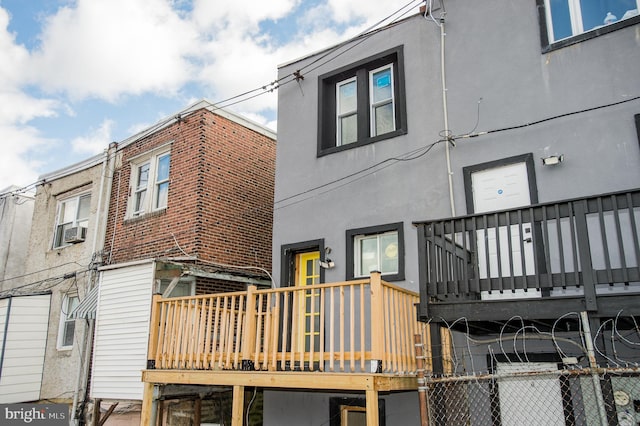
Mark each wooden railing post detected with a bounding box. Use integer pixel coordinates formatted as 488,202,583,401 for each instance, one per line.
147,294,162,369
370,272,384,373
242,285,258,370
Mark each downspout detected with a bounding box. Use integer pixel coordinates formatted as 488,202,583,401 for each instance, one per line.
439,11,456,217
71,142,116,425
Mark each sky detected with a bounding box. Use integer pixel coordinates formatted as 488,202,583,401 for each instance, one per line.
0,0,424,192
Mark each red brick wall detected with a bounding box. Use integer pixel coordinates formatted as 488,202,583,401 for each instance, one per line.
103,108,275,272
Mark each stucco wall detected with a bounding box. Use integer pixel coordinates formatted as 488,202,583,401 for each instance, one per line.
273,4,640,294
20,159,108,401
0,191,34,286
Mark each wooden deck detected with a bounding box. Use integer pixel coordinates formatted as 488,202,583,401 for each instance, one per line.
141,272,429,426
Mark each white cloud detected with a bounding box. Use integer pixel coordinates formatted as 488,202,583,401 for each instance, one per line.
29,0,199,101
0,8,29,87
71,118,113,155
192,0,300,31
0,122,52,188
0,0,426,189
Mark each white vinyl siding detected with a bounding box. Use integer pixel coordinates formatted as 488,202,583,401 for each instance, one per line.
91,262,154,400
0,294,51,403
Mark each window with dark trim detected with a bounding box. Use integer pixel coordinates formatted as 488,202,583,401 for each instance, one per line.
318,46,407,156
537,0,640,52
346,222,404,281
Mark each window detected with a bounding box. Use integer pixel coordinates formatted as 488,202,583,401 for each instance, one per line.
318,46,406,155
346,222,404,281
53,194,91,248
538,0,640,50
58,294,79,350
129,149,171,217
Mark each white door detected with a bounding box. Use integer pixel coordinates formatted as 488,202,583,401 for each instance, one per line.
496,362,565,426
471,162,536,299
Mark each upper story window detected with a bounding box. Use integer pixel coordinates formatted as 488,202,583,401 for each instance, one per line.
53,193,91,248
346,222,405,281
58,293,79,350
318,46,407,156
128,148,171,218
538,0,640,51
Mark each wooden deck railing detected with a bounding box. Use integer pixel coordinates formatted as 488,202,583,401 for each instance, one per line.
147,272,426,375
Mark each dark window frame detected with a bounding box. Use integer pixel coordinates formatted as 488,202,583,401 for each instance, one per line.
346,222,405,282
536,0,640,53
317,46,407,157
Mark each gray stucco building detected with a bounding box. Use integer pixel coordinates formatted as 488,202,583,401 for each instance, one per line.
272,1,640,424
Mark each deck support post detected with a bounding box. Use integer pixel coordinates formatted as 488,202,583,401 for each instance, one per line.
231,385,245,426
140,382,155,426
366,389,379,426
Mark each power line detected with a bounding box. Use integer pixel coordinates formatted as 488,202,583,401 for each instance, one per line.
452,95,640,141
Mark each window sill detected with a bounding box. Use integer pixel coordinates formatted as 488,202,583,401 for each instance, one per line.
124,208,167,224
542,15,640,53
318,129,407,157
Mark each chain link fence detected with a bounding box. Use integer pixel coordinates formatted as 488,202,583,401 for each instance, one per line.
426,367,640,425
420,311,640,425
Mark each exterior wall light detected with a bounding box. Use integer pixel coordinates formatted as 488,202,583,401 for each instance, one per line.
541,154,564,166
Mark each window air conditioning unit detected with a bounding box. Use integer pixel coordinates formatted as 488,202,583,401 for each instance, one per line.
63,226,87,244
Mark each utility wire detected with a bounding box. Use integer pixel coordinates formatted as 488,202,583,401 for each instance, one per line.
452,94,640,141
3,2,425,197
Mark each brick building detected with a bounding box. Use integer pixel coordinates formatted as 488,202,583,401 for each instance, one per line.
82,100,276,425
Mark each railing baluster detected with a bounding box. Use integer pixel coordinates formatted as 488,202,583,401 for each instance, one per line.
349,284,355,372
233,295,244,369
255,293,265,369
505,210,515,292
203,297,214,369
628,192,640,270
555,203,567,289
319,287,325,372
270,294,279,371
530,206,541,291
470,216,480,293
516,209,526,289
460,217,469,294
383,286,391,372
329,287,335,372
359,282,365,372
597,197,614,284
309,287,316,371
482,215,491,293
340,285,345,372
494,212,504,293
542,206,552,290
280,291,290,371
612,195,629,284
